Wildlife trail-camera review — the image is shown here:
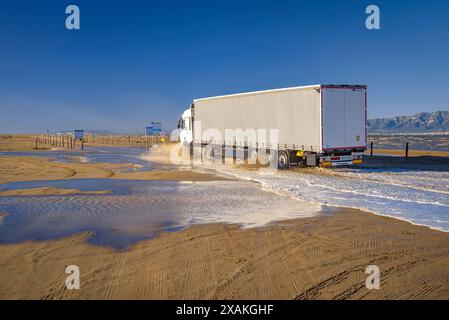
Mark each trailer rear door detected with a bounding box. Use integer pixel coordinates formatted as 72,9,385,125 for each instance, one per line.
344,88,366,149
322,86,366,151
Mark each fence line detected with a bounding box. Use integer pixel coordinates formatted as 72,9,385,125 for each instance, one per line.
34,134,167,150
368,140,410,158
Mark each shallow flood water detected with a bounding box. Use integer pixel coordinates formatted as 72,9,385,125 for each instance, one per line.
0,179,321,248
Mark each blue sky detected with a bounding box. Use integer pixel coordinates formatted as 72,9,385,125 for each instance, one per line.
1,0,448,133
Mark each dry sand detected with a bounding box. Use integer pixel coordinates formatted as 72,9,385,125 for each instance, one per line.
1,209,449,299
0,135,50,152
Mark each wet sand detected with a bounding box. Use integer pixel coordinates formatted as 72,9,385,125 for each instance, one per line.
365,148,449,158
0,156,228,184
0,156,124,184
113,170,230,181
0,187,112,196
1,209,449,299
0,211,6,224
361,154,449,171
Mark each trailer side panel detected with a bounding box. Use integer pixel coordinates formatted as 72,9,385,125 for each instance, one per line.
194,87,322,151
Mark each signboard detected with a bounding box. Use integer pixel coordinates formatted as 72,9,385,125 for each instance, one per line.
151,122,162,135
146,122,162,136
73,130,84,140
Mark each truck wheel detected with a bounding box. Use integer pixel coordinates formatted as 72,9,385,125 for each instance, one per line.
277,151,290,169
249,148,258,164
258,149,271,166
193,145,201,160
202,145,215,164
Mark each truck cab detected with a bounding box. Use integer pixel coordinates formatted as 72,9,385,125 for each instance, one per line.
178,107,193,144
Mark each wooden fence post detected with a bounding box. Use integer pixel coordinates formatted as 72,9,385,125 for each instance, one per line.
233,140,237,164
222,142,226,164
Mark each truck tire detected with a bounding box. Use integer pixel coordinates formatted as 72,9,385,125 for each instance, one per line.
257,150,271,166
202,145,215,164
277,150,290,169
193,144,201,160
249,148,258,164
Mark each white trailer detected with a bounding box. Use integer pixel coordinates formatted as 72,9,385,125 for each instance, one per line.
178,84,367,168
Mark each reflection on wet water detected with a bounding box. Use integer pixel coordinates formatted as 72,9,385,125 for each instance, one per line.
0,178,321,249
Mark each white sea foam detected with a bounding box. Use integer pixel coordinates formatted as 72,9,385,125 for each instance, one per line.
207,164,449,232
78,156,90,163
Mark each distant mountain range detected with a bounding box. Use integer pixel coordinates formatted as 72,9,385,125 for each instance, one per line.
368,111,449,133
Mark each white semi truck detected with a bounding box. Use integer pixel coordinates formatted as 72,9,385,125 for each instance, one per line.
178,84,367,168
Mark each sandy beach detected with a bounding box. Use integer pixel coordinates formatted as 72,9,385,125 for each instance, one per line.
1,209,449,299
3,0,449,305
1,137,449,299
0,135,51,152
